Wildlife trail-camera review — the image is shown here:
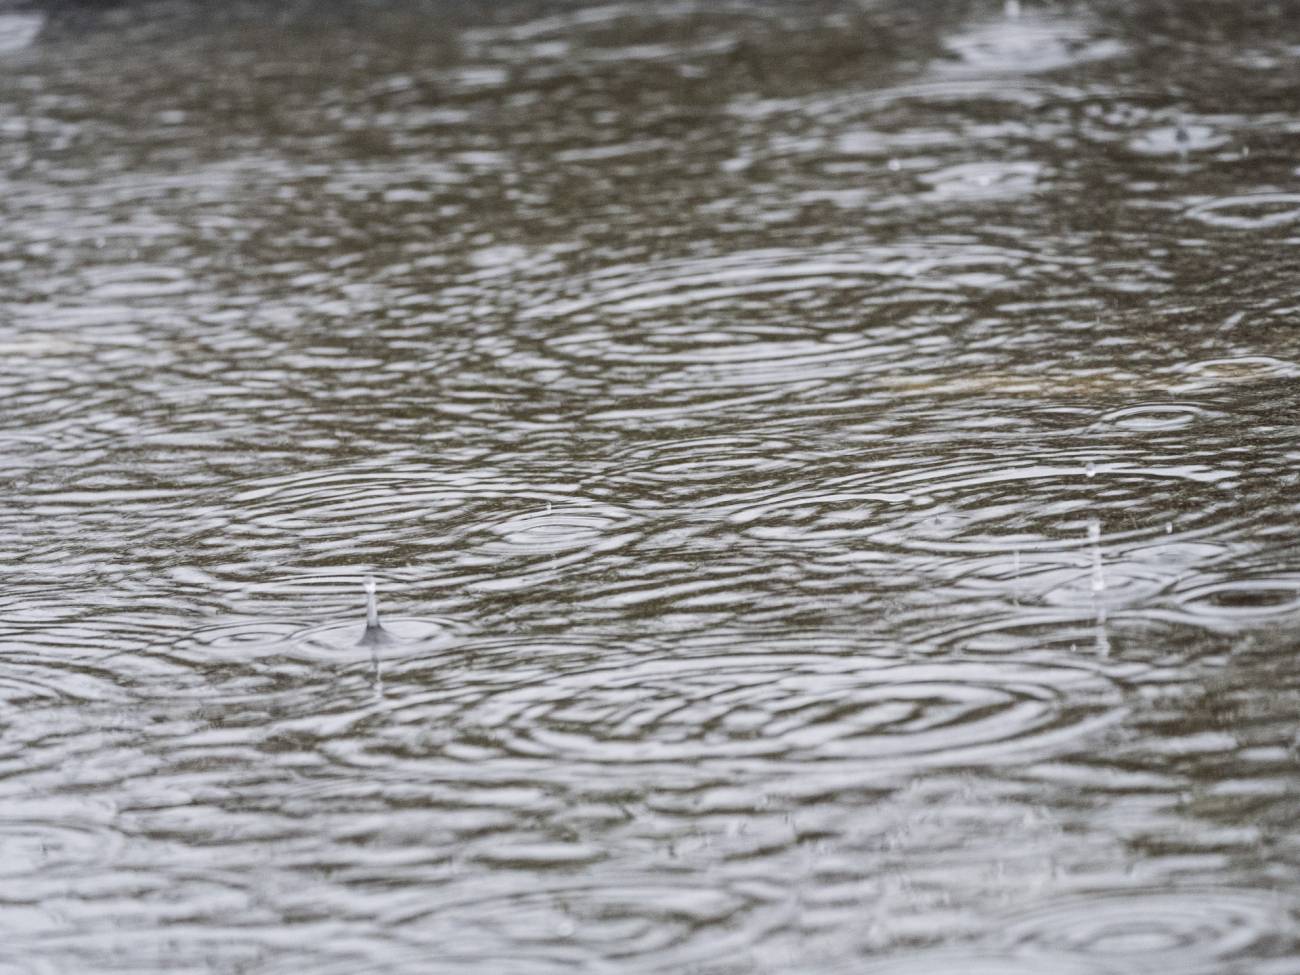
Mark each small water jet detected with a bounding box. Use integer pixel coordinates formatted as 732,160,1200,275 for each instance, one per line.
357,578,392,696
357,577,394,648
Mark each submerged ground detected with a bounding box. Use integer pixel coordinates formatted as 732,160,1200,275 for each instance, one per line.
1,0,1299,971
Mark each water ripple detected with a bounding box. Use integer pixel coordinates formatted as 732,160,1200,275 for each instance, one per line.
1090,402,1221,432
861,950,1118,975
1185,193,1300,230
1000,887,1298,969
335,645,1129,777
378,875,786,975
729,453,1240,556
161,595,462,673
937,10,1125,76
520,245,1036,389
1128,123,1229,157
480,502,641,556
1172,355,1300,390
607,434,802,490
1166,571,1300,629
0,799,122,883
918,161,1044,202
198,466,646,596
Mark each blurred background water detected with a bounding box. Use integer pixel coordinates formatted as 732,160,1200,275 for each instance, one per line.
1,0,1299,971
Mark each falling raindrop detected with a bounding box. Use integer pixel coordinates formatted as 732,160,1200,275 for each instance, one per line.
1088,519,1110,657
1088,520,1106,595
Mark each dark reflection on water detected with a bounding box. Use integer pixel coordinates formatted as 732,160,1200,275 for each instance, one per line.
2,0,1300,970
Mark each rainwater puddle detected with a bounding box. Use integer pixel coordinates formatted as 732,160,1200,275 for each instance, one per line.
3,0,1300,971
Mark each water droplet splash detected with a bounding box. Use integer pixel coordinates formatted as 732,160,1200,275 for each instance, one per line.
359,578,391,695
1088,520,1106,596
1088,518,1110,657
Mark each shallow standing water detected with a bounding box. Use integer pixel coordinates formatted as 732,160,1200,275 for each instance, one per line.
2,0,1300,971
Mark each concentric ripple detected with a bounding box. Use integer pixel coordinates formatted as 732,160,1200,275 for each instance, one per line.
1128,123,1228,157
727,488,919,542
918,161,1044,202
0,815,123,883
0,647,131,706
729,455,1239,555
520,245,1035,388
226,466,517,546
480,502,639,556
1171,355,1300,390
300,614,461,653
1091,402,1220,432
380,877,784,975
195,466,647,592
175,617,302,656
440,653,1125,770
1165,571,1300,629
1185,193,1300,230
937,9,1124,75
1001,887,1297,968
167,604,461,664
606,434,802,489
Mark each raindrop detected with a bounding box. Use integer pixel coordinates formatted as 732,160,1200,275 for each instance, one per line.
1088,519,1109,657
1088,520,1106,595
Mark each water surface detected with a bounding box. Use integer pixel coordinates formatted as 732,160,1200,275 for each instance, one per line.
2,0,1300,971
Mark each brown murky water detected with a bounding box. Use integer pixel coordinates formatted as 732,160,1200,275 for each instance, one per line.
2,0,1300,971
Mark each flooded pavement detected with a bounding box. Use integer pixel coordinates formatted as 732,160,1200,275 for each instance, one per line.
1,0,1300,970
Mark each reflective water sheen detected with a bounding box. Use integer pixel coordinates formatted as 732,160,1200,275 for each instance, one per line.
2,0,1300,970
